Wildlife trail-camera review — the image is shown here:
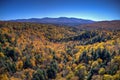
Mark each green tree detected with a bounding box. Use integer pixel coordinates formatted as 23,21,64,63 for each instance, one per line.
79,51,89,64
23,56,32,68
32,69,46,80
47,60,58,79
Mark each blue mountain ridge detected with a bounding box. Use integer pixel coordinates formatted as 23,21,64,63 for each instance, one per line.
9,17,95,26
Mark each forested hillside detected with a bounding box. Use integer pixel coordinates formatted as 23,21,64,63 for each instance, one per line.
0,21,120,80
78,20,120,30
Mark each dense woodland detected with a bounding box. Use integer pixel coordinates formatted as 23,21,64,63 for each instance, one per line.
0,21,120,80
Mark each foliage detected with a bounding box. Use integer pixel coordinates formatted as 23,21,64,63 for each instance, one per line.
0,21,120,80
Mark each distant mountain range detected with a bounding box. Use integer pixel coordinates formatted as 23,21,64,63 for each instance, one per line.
8,17,95,26
7,17,120,29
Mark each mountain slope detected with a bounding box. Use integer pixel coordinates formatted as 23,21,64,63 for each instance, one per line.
78,20,120,30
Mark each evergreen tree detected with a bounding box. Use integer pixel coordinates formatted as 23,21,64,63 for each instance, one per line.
32,69,46,80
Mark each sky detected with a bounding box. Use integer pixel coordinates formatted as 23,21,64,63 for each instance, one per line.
0,0,120,21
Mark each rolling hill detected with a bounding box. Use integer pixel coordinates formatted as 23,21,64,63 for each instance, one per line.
78,20,120,30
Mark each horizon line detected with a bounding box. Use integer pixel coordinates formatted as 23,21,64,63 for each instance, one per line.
0,17,120,21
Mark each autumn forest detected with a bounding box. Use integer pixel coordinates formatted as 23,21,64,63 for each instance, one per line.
0,21,120,80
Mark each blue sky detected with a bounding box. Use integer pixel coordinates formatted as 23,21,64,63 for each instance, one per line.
0,0,120,21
